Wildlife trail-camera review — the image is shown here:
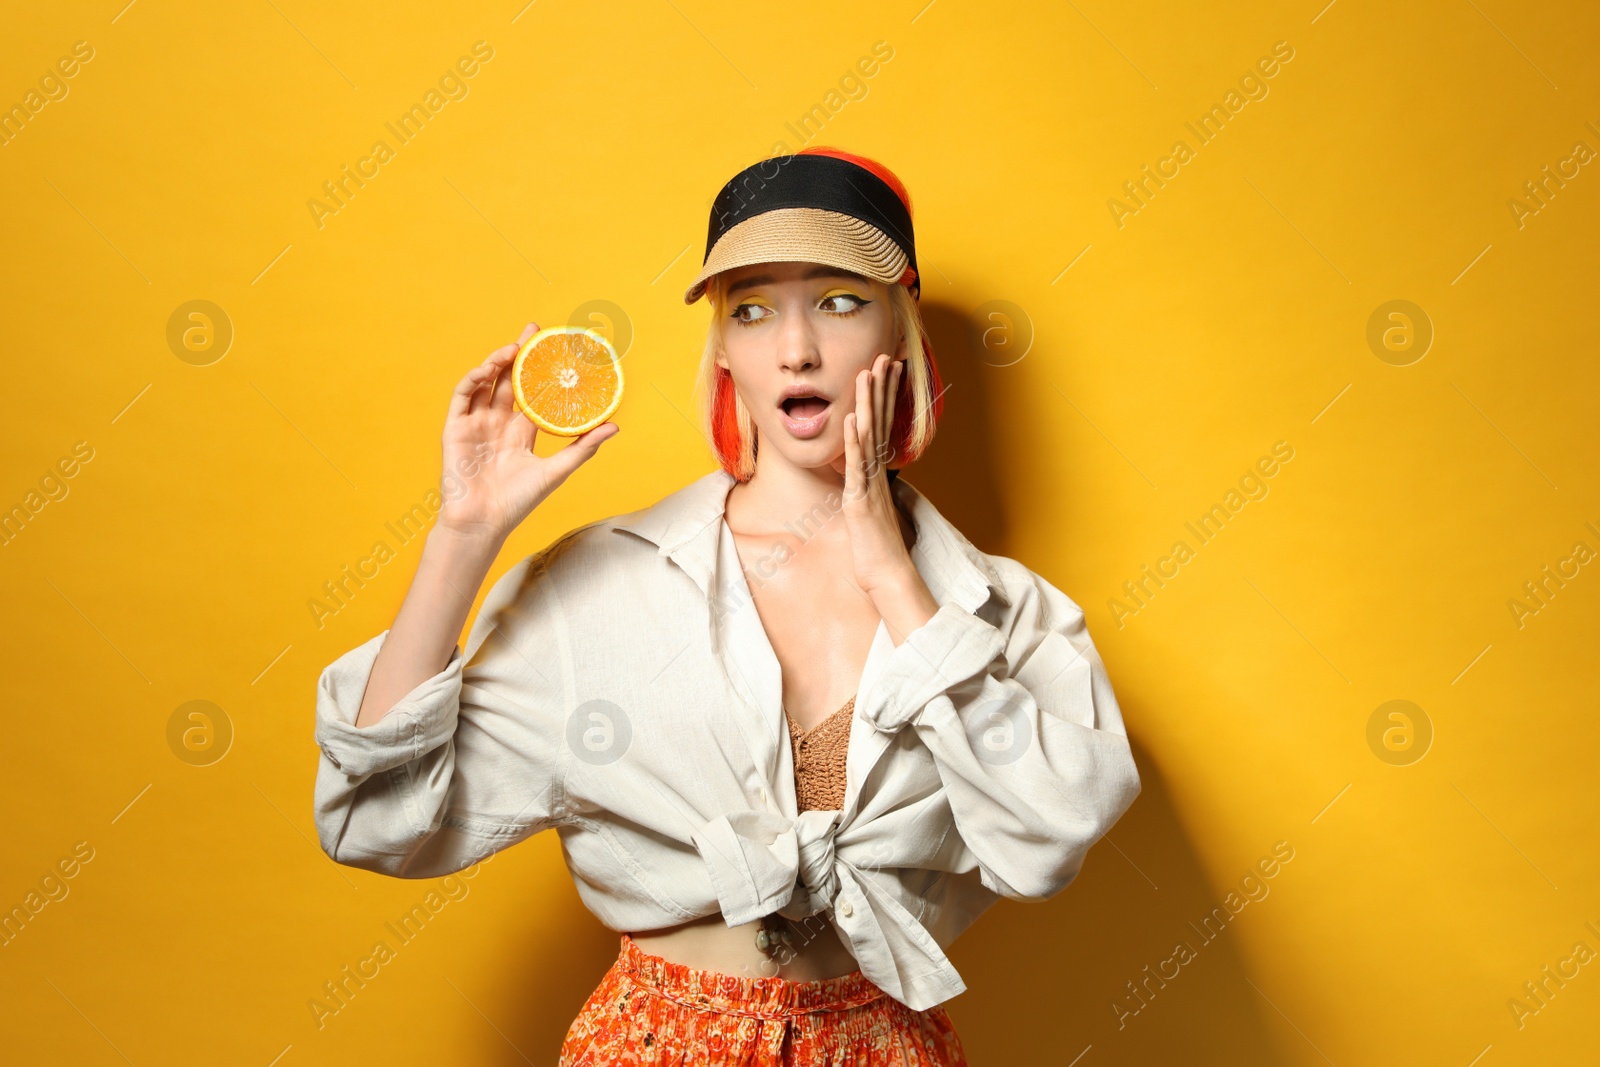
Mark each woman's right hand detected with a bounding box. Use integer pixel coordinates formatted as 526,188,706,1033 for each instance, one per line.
436,321,619,543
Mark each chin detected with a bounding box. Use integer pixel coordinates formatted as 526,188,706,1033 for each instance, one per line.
760,431,845,473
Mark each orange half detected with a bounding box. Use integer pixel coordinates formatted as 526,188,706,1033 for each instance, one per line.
511,326,624,436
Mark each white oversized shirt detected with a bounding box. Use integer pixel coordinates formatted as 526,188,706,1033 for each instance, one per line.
312,469,1141,1010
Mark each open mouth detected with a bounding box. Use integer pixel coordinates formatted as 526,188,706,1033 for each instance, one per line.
778,391,832,438
780,395,830,419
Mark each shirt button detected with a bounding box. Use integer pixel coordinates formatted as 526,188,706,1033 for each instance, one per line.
839,900,853,918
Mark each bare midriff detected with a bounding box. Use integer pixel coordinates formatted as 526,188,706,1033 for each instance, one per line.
629,695,860,980
628,912,861,980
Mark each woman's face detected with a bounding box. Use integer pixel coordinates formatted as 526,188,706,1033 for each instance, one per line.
713,260,903,475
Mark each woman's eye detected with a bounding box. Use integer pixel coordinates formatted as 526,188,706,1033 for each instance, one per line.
732,303,773,324
820,293,868,314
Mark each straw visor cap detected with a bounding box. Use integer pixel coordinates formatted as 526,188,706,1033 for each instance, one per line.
683,207,911,305
682,153,919,305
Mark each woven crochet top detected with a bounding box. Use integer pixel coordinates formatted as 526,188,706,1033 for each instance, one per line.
785,695,854,812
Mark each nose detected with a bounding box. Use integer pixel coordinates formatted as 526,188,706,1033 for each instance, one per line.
776,305,820,374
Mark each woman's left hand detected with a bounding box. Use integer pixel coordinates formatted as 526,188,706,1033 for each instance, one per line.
840,354,941,640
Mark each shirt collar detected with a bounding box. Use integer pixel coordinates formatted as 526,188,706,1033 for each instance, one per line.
612,469,1011,614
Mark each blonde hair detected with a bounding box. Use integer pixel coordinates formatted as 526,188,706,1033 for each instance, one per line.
692,270,943,482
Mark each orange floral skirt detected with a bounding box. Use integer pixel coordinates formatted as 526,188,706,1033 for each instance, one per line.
558,934,968,1066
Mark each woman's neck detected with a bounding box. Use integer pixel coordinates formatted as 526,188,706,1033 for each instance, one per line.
725,456,848,536
726,453,917,555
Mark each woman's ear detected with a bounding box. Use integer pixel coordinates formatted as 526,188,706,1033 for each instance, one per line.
713,346,729,371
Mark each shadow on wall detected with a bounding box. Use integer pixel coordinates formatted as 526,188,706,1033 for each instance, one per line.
945,734,1285,1064
917,301,1282,1062
480,303,1284,1063
898,299,1012,554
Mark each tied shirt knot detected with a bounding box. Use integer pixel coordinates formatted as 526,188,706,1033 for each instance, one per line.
692,808,842,925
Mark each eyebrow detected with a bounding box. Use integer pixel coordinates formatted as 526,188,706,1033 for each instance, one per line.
724,265,874,299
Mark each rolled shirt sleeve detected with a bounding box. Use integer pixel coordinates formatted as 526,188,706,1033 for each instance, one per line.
314,633,464,779
311,554,571,879
858,572,1141,902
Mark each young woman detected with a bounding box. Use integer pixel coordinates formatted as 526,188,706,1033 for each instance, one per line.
312,147,1141,1065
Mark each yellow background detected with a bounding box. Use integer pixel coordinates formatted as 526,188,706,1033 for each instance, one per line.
3,0,1597,1063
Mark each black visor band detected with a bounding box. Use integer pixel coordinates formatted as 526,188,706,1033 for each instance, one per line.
703,154,919,297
